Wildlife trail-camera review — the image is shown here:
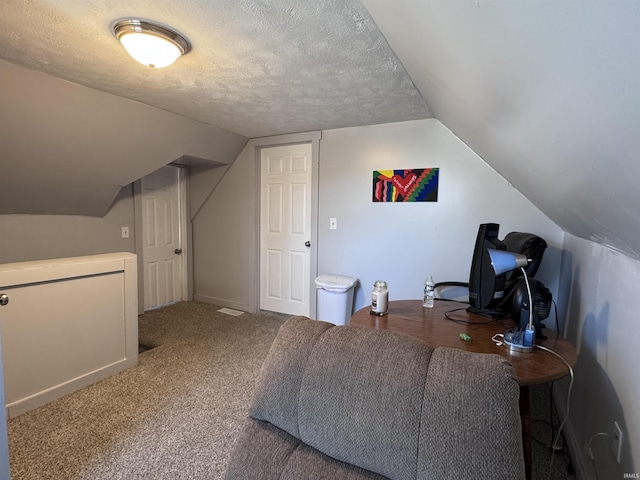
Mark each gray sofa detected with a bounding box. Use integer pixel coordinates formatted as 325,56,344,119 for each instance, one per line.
225,316,525,480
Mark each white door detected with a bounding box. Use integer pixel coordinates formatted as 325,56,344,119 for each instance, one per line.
260,144,312,316
141,165,187,310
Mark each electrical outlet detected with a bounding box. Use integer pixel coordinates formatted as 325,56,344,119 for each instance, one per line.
611,421,623,463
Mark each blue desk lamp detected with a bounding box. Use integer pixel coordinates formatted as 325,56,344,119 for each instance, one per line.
487,249,535,352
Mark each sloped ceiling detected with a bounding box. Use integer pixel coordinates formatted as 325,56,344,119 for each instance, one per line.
362,0,640,259
1,1,640,260
0,0,431,216
0,59,248,216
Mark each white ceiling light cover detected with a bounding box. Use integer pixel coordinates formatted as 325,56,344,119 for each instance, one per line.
113,19,190,68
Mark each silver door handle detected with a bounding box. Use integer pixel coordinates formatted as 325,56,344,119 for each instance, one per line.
305,241,311,247
0,293,8,306
174,248,182,255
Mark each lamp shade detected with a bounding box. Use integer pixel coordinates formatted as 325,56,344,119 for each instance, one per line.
113,19,190,68
487,249,529,275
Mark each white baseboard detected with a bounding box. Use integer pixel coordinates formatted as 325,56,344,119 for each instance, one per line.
193,294,255,313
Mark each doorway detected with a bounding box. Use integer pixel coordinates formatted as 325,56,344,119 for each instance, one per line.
259,144,313,316
140,165,188,310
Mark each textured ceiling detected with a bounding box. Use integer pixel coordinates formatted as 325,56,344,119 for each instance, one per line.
0,0,432,138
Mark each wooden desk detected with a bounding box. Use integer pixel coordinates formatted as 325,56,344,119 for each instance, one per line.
350,299,577,480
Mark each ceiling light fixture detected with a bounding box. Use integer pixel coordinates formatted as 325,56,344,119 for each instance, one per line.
113,19,191,68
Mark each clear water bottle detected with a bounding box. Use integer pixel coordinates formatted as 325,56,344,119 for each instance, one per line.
423,276,435,308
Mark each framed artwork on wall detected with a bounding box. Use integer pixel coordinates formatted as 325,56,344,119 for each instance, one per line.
372,168,439,202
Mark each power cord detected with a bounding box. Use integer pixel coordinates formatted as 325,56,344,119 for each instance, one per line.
585,432,610,480
444,307,502,325
531,383,574,476
488,334,576,473
547,383,566,453
534,344,574,472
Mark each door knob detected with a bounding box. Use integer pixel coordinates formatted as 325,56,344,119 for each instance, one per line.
0,293,8,306
174,248,182,255
305,241,311,247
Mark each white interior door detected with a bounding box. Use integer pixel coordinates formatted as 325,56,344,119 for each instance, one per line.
141,165,186,310
260,144,312,316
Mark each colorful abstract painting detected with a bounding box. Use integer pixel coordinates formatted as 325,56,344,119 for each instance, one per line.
372,168,439,202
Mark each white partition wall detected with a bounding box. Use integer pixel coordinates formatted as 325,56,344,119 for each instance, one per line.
0,253,138,418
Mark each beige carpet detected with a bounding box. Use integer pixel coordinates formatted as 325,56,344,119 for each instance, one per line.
8,301,575,479
8,302,290,480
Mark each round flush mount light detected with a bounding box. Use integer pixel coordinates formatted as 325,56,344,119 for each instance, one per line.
113,19,191,68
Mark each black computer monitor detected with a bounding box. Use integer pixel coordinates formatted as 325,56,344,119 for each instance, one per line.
467,223,508,317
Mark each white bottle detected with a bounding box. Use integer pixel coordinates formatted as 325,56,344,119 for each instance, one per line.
423,276,435,308
371,280,389,316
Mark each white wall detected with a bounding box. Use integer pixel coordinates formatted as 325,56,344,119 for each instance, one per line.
560,235,639,478
0,186,136,264
192,144,257,311
0,60,248,217
193,118,564,314
318,119,564,312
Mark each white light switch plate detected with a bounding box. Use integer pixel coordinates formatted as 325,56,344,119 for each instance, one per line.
329,218,337,230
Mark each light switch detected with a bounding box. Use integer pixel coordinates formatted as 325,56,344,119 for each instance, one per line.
329,218,337,230
121,226,130,239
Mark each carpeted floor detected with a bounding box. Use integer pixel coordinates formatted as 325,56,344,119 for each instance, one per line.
8,301,576,479
8,302,290,479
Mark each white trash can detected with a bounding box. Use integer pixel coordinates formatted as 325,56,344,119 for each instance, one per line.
315,274,359,325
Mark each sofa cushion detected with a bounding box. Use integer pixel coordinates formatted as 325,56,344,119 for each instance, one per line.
298,325,433,480
279,440,389,480
418,348,524,479
225,419,301,480
225,419,388,480
249,316,333,439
